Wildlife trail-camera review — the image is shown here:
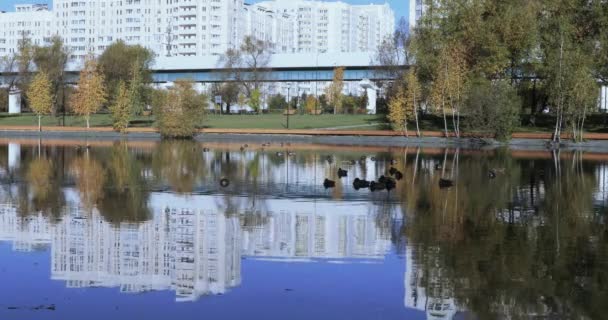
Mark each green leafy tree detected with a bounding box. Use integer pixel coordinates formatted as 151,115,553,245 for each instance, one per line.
268,94,288,111
128,62,146,116
464,78,521,141
109,81,131,133
249,89,262,114
155,79,206,139
98,40,154,102
33,36,69,116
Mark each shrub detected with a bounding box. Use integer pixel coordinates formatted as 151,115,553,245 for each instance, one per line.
155,80,206,139
464,78,521,141
268,94,288,111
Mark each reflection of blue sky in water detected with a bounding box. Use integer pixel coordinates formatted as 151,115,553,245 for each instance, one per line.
0,190,427,319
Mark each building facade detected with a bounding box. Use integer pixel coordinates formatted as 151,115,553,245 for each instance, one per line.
256,0,394,54
0,1,394,61
0,4,53,56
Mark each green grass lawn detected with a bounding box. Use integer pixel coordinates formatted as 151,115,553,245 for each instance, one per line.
0,113,389,130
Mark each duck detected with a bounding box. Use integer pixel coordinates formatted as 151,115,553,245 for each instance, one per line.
389,167,404,180
323,179,336,189
379,176,396,190
276,152,284,157
435,163,443,171
370,181,386,192
219,178,230,188
439,178,454,189
203,148,210,152
337,168,348,178
287,151,296,157
394,171,403,181
390,159,398,165
488,169,497,179
353,178,370,190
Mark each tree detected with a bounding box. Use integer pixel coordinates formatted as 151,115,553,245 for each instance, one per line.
17,33,34,87
374,17,410,82
211,82,240,114
70,153,106,213
26,71,53,131
219,36,272,97
389,70,420,137
1,54,18,105
240,36,272,94
268,94,288,111
249,89,262,114
98,40,154,101
33,36,69,116
325,67,345,114
388,82,408,135
128,62,146,116
305,95,317,114
463,78,520,141
109,81,131,133
155,79,206,139
70,56,107,129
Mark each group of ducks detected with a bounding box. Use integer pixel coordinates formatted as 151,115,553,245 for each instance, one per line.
323,166,405,192
323,161,503,192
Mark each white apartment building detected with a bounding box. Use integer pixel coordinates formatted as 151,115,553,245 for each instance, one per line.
0,1,394,61
0,4,53,56
256,0,395,53
241,3,295,53
408,0,427,32
52,0,244,60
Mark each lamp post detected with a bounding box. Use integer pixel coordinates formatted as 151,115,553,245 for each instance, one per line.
286,86,290,129
315,52,319,115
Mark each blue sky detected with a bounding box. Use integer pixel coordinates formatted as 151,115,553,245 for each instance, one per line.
0,0,408,20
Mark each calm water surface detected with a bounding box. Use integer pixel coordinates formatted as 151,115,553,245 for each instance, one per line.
0,140,606,320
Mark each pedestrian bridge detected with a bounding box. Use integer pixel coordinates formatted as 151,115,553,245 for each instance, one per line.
0,52,401,85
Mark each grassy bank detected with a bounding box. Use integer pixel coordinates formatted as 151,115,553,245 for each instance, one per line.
0,113,388,130
3,112,608,134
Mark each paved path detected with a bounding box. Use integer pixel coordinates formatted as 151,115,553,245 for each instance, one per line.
1,125,608,140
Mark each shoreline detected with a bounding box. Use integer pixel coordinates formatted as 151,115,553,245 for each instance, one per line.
1,126,608,152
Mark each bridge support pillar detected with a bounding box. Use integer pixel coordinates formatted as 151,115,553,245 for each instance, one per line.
359,79,378,115
8,88,21,114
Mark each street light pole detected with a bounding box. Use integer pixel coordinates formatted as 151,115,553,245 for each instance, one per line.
286,86,290,129
316,52,319,115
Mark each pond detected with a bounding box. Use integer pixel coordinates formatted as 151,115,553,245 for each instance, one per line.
0,140,606,320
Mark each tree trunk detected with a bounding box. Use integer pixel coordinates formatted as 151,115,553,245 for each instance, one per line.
414,110,421,137
38,115,42,132
442,98,449,138
86,117,90,129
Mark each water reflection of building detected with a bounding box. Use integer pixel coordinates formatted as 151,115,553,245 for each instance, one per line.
404,245,460,320
0,204,51,252
0,192,394,302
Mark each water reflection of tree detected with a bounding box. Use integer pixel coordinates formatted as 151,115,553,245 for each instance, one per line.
18,146,66,218
98,142,151,223
152,141,206,194
70,150,106,213
404,150,608,319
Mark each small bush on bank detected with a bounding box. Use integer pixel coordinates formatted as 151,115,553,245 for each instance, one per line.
464,78,521,141
154,80,206,139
